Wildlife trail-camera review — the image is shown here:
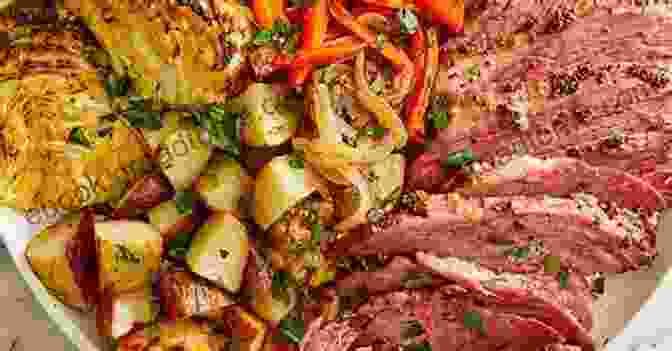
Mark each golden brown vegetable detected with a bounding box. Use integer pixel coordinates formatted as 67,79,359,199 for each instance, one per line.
147,200,199,242
97,286,159,339
158,269,236,320
96,220,163,295
186,212,250,293
159,120,213,191
194,153,253,215
112,174,174,219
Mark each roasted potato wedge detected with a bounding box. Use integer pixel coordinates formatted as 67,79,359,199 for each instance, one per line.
253,155,328,231
158,269,236,320
25,210,97,310
194,153,253,215
112,174,174,219
96,220,163,294
97,286,159,339
368,153,405,207
186,212,250,293
159,119,213,191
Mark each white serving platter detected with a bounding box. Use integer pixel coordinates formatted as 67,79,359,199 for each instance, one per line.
2,206,672,351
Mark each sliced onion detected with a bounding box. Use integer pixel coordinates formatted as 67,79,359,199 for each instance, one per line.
333,166,375,232
353,51,408,149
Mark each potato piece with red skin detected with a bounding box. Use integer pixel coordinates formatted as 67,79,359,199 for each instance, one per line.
112,174,174,219
158,270,236,320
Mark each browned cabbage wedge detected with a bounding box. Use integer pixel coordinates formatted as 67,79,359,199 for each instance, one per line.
96,220,163,294
158,269,236,320
194,153,253,215
25,210,97,310
186,212,250,293
0,17,148,210
253,155,328,231
63,0,255,104
97,286,159,339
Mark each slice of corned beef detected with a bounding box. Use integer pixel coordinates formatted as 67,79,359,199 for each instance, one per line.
417,12,672,198
299,317,361,351
456,156,666,211
355,288,568,351
337,256,447,296
345,193,657,275
416,252,595,350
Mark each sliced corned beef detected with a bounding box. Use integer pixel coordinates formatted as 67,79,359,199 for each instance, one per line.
343,193,657,275
417,252,595,350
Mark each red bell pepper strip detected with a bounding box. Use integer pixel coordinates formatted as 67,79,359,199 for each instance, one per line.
405,27,439,144
252,0,287,29
351,5,396,16
289,0,329,87
285,6,304,24
293,36,367,66
404,26,426,115
414,0,465,33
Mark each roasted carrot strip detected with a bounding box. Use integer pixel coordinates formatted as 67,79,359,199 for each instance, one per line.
289,0,329,86
404,26,426,114
351,5,396,16
405,27,439,144
414,0,464,32
293,36,367,66
359,0,407,8
252,0,287,28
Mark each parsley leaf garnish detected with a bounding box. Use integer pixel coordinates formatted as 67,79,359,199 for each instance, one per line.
430,110,450,129
175,191,197,215
278,318,305,344
463,310,485,334
167,232,192,259
398,8,419,34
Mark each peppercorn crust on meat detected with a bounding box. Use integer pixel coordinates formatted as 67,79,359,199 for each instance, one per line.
0,16,149,210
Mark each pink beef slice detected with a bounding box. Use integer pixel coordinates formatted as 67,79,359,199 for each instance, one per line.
299,317,361,351
416,252,595,350
411,12,672,197
345,193,658,275
456,156,666,212
354,288,571,351
337,256,447,296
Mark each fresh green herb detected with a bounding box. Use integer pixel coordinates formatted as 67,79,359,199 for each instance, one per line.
311,222,322,243
400,319,425,340
288,157,304,169
272,270,291,297
364,126,387,139
125,109,162,130
279,318,305,344
175,191,197,215
543,255,562,274
68,127,90,146
113,244,142,265
441,148,476,169
253,30,273,45
464,64,481,82
104,75,129,98
558,270,569,289
195,105,241,157
430,110,450,129
463,310,485,334
167,232,192,259
219,249,230,259
506,246,530,259
405,341,432,351
224,53,242,66
376,33,386,49
398,8,419,34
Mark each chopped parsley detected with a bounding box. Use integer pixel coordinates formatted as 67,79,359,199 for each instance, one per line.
279,317,305,344
463,310,485,334
113,244,142,265
68,127,90,146
104,75,129,98
464,64,481,82
167,232,192,259
253,30,273,45
272,270,291,297
224,53,242,66
398,8,419,34
430,110,450,129
175,191,197,215
543,255,562,274
506,246,530,259
253,20,301,53
311,222,322,243
364,126,387,139
193,105,241,158
288,156,304,169
441,148,476,169
558,270,570,289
